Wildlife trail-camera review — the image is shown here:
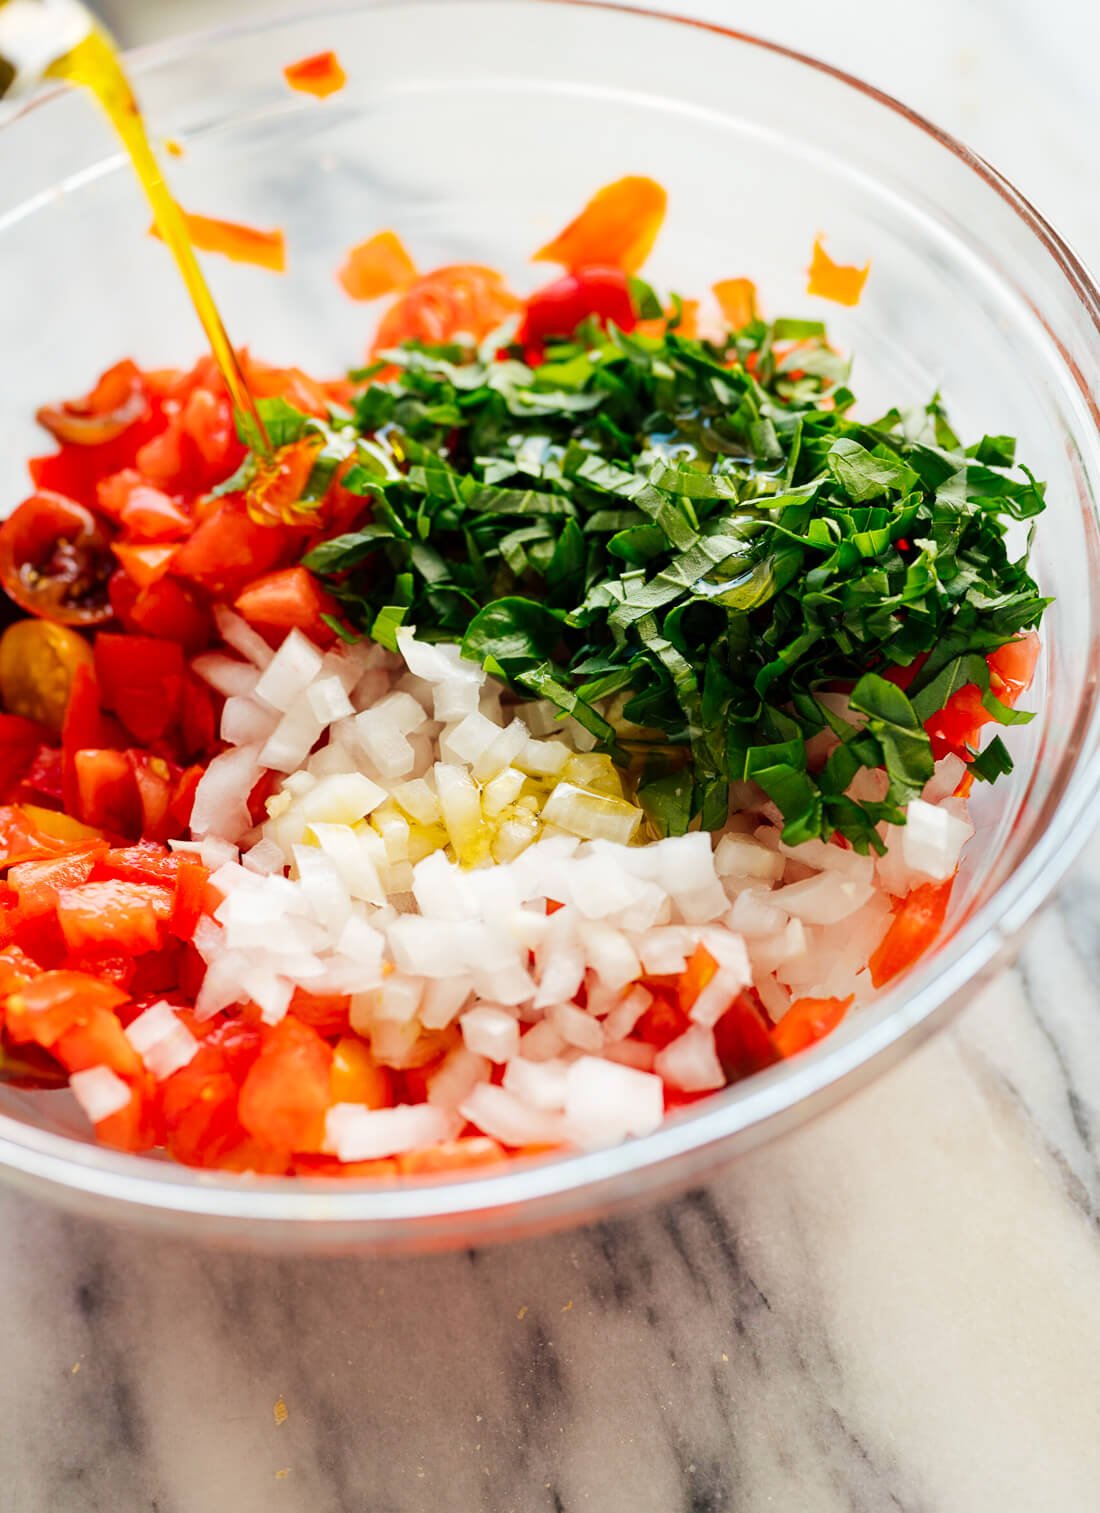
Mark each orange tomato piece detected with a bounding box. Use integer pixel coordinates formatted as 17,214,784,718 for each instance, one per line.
770,995,852,1058
677,942,718,1014
112,542,177,590
238,1015,334,1154
152,212,287,273
807,236,870,307
713,277,759,330
869,878,955,989
534,175,667,275
330,1035,394,1109
338,230,418,301
373,264,521,350
283,50,347,99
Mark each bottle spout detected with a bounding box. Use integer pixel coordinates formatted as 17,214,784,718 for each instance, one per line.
0,0,95,101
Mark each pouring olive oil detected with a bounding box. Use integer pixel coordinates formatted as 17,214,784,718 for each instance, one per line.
0,0,270,454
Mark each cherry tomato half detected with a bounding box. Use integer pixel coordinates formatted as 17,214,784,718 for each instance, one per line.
0,492,115,625
35,360,150,447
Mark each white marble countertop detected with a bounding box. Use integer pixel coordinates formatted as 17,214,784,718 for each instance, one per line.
6,2,1100,1509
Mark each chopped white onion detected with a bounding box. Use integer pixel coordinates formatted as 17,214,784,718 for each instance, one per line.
70,1066,132,1124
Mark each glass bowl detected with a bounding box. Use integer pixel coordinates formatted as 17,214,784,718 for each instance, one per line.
0,0,1098,1251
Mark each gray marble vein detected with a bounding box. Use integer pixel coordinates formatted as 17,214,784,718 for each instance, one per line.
5,1,1100,1509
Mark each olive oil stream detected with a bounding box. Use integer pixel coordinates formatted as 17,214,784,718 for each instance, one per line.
2,9,270,454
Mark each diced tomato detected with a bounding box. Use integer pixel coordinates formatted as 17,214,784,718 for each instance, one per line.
159,1044,244,1166
396,1136,507,1176
62,663,125,814
5,968,129,1047
73,749,140,834
94,842,179,886
179,675,217,761
0,714,51,800
54,1005,141,1076
127,751,179,842
108,570,211,655
169,764,203,831
94,1071,160,1153
169,499,292,597
8,847,105,918
869,878,954,988
636,991,691,1049
0,944,41,997
95,633,186,745
112,542,177,590
519,266,637,347
97,470,192,540
179,387,242,474
770,995,852,1058
56,879,172,954
373,264,521,351
289,987,350,1036
21,745,66,806
238,1015,334,1154
713,989,779,1080
234,565,340,642
168,856,211,941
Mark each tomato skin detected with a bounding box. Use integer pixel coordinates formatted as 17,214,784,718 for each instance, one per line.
238,1016,334,1155
234,566,340,643
0,492,116,626
519,266,637,347
770,995,852,1058
869,878,955,988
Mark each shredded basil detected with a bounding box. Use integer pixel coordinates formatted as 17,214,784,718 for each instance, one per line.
284,312,1048,847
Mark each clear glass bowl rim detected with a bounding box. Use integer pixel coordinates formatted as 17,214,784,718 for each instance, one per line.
1,0,1099,1240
